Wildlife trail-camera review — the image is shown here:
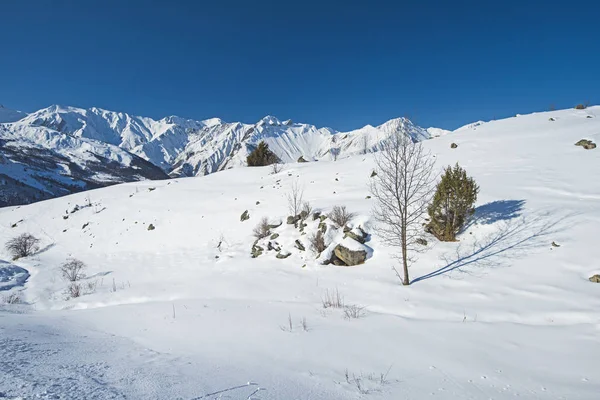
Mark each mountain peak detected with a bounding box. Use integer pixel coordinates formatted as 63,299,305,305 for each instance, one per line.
258,115,282,126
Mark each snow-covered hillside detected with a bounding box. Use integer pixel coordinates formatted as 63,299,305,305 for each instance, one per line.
1,106,599,399
0,118,168,207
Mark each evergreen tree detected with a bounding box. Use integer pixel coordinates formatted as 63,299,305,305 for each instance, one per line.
246,141,279,166
427,163,479,241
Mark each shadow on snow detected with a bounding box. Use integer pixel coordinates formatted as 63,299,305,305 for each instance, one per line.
412,201,572,284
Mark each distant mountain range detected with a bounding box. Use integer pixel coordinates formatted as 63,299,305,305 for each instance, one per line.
0,104,452,207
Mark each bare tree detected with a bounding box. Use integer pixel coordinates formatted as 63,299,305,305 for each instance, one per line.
60,258,86,282
370,131,435,285
5,233,40,260
286,180,304,227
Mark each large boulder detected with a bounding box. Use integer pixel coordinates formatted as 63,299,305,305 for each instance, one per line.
297,156,308,163
589,274,600,283
333,238,371,266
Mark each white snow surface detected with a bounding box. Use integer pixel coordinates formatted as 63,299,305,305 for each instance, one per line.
1,106,600,399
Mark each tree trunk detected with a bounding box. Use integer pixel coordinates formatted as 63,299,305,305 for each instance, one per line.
401,225,409,285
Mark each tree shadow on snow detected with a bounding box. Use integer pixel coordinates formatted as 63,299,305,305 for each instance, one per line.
462,199,526,232
412,210,574,284
34,242,56,256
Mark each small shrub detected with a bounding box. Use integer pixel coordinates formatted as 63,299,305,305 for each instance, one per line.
322,288,344,309
300,201,313,221
427,163,479,241
301,316,309,331
270,163,282,174
67,282,82,299
344,304,366,319
309,230,327,253
85,280,98,294
252,217,271,239
5,233,40,260
60,258,86,282
247,141,279,166
1,292,22,304
280,313,294,332
575,104,587,110
329,205,355,228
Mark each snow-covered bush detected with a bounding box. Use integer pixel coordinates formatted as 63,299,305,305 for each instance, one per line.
4,233,40,260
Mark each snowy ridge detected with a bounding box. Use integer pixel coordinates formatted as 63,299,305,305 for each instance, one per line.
5,105,433,178
1,104,437,205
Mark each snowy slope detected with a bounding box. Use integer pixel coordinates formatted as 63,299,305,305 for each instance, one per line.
1,106,599,399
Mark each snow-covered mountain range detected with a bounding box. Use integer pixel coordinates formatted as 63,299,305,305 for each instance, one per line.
1,104,437,206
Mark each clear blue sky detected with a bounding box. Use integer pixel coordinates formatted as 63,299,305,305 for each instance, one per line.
1,0,598,130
